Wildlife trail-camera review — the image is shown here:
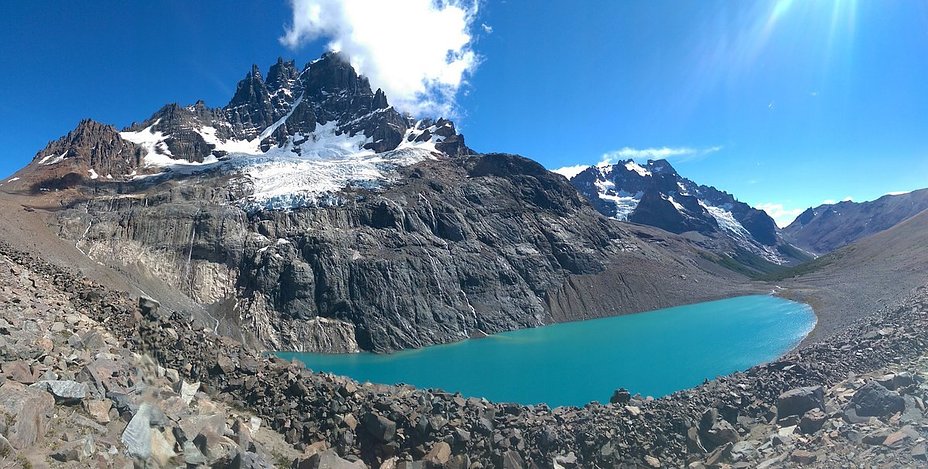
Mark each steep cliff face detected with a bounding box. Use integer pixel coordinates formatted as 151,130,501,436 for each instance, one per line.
49,151,742,353
4,53,752,353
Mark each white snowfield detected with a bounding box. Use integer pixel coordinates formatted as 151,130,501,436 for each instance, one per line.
37,151,69,166
119,111,445,211
551,164,590,179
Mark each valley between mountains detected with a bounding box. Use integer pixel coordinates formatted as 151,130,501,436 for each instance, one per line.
2,52,928,468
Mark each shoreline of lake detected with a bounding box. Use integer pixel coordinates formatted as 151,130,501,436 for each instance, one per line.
277,294,816,407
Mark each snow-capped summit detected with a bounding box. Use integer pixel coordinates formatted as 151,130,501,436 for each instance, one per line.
9,52,470,209
559,159,806,266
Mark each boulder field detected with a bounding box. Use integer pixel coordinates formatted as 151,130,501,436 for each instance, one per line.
2,239,928,467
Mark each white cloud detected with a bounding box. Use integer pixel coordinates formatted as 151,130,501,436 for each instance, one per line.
481,23,493,33
600,146,722,164
281,0,480,117
551,164,590,179
755,203,804,228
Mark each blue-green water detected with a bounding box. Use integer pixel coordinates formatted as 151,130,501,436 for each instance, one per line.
277,295,815,407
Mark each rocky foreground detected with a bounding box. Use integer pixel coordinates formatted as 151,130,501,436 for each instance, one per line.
0,244,303,467
2,239,928,468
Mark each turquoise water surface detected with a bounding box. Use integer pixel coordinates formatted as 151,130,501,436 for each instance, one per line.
277,295,815,407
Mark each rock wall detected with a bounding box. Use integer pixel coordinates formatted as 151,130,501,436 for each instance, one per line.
50,153,741,353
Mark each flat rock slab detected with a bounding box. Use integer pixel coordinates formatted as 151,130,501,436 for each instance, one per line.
2,360,36,384
777,386,824,418
31,380,89,402
0,381,55,449
122,402,153,460
301,450,368,469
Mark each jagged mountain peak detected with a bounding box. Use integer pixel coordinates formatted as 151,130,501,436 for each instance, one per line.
561,157,805,267
249,63,263,79
1,118,145,192
266,58,299,92
33,118,127,161
301,51,372,97
10,52,470,209
68,118,116,138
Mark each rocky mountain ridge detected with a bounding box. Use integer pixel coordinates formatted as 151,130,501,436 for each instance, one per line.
556,160,810,273
4,52,467,211
783,188,928,255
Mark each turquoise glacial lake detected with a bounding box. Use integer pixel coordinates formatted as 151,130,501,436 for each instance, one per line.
277,295,815,407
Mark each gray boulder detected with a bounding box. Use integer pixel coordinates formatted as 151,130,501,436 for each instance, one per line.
361,412,396,443
297,450,367,469
121,402,154,459
31,380,89,403
777,386,824,418
0,381,55,449
849,381,905,417
138,296,161,318
701,420,739,449
877,372,917,390
698,408,740,450
500,450,526,469
610,388,631,405
799,408,827,434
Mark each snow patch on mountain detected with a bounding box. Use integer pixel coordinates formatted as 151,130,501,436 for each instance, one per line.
37,152,68,166
238,122,441,210
552,164,590,179
122,115,444,211
239,145,437,211
600,191,641,221
624,161,651,177
702,203,751,239
197,125,261,155
121,119,222,168
666,195,686,212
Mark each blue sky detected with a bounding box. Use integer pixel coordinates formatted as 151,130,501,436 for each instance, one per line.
2,1,927,225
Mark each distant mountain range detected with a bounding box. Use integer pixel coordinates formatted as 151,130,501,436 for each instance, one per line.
555,160,811,273
783,189,928,255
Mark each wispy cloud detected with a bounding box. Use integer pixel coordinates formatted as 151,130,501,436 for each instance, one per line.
600,146,722,164
755,202,804,228
281,0,481,117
